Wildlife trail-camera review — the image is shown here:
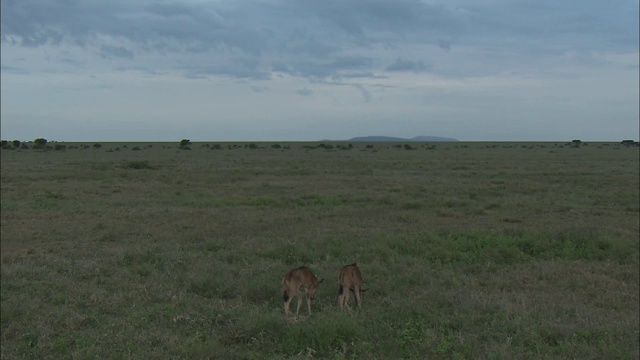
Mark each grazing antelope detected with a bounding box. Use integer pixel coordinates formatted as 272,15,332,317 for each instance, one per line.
338,263,364,309
282,266,324,316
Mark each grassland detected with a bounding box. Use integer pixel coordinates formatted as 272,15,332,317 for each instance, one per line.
1,141,638,359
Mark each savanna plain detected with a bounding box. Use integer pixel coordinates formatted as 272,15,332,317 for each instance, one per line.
1,140,638,359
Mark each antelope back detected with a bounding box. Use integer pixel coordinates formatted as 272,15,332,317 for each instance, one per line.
338,263,362,288
284,266,322,293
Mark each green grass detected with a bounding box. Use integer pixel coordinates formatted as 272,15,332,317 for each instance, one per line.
1,141,638,359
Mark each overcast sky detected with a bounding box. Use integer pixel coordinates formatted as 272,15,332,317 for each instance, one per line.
1,0,638,142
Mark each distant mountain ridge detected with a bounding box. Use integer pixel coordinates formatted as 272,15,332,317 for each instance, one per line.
347,135,458,142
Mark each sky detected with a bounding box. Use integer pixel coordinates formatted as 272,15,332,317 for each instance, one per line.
1,0,638,142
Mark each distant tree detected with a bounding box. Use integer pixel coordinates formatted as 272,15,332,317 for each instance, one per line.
93,143,102,149
1,141,14,150
179,139,191,150
33,138,47,149
12,140,21,148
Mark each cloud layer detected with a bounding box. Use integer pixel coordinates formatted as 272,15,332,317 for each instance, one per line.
1,0,638,141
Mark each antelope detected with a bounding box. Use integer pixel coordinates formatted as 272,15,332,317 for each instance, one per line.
338,263,365,309
282,266,324,316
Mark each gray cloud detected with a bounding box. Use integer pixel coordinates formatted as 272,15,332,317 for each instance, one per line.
296,87,313,96
437,39,452,51
385,57,430,72
251,85,269,93
100,45,134,59
0,65,29,74
353,84,372,103
2,0,636,82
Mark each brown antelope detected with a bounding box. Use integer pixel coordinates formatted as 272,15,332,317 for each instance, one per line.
282,266,324,316
338,263,364,309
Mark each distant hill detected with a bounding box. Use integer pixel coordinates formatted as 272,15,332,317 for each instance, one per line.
347,135,458,142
